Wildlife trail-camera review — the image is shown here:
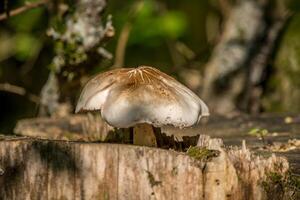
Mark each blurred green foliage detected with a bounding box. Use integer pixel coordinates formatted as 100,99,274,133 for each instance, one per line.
288,0,300,12
6,4,46,61
126,1,187,45
8,7,44,32
264,13,300,112
107,0,212,70
14,33,41,61
0,0,50,132
1,0,300,133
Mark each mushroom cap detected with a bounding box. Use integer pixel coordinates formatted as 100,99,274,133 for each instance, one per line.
76,66,209,128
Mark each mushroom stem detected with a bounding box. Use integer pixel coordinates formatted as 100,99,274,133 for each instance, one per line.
133,123,157,147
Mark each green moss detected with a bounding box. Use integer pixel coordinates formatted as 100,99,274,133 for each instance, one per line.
262,171,300,200
146,170,162,187
61,132,75,140
186,146,220,162
171,167,178,176
103,192,110,200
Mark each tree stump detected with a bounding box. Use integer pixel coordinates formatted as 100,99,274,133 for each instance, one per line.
0,136,295,200
14,114,300,173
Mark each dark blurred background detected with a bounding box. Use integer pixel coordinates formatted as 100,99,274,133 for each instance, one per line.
1,0,300,133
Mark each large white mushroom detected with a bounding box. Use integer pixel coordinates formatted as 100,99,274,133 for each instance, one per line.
76,66,209,146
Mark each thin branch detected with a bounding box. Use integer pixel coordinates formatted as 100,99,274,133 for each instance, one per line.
112,22,132,68
111,1,145,68
4,0,10,18
0,83,40,103
218,0,232,19
0,0,48,21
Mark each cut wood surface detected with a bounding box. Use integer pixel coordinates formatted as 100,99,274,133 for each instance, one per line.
14,114,300,140
14,114,300,173
0,136,293,200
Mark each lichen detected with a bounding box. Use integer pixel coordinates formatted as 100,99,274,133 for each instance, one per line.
186,146,220,162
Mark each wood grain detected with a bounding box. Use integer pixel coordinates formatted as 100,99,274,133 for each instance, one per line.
0,136,292,200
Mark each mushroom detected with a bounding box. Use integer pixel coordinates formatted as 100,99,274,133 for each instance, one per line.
75,66,209,147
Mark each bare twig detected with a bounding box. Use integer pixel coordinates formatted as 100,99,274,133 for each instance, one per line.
112,22,132,68
0,0,48,21
0,83,40,103
111,1,145,68
218,0,232,18
4,0,10,18
166,40,183,69
21,42,43,75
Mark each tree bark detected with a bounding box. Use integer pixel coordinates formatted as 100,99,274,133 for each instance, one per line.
202,0,268,114
201,0,288,114
0,136,292,200
40,0,114,116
